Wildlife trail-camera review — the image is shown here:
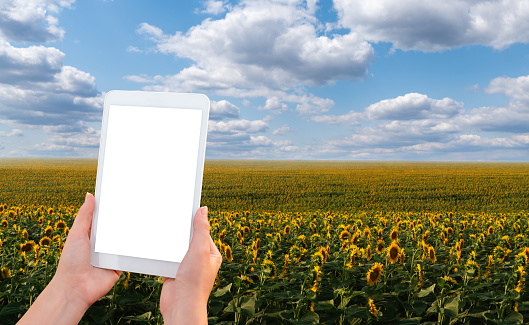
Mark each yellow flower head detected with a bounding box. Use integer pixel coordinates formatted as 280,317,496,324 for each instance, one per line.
367,262,383,286
417,263,423,284
39,236,52,247
55,220,67,230
368,299,378,320
262,259,276,277
366,245,372,261
1,267,11,279
390,228,398,241
388,241,400,264
44,225,53,237
19,240,36,253
376,240,385,254
224,245,233,262
339,230,351,241
428,246,437,263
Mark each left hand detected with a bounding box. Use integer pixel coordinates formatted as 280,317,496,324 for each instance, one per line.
54,192,122,308
18,193,122,325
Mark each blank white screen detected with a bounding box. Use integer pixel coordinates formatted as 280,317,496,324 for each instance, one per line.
94,105,203,262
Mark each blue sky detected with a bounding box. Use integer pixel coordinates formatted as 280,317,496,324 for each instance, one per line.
1,0,528,160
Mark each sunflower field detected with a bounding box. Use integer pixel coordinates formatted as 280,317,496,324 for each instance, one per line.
1,159,529,324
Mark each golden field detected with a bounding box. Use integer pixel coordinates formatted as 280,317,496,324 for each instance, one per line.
1,159,529,324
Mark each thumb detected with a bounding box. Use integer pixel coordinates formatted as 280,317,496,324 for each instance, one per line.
70,193,95,238
189,207,211,253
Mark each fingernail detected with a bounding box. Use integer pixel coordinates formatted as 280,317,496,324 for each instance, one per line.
85,192,91,202
201,206,208,216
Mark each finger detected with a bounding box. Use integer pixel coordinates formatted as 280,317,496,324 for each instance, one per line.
209,235,221,258
209,235,222,270
189,207,210,252
69,193,95,238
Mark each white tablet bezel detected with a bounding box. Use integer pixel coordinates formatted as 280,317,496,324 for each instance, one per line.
90,90,210,278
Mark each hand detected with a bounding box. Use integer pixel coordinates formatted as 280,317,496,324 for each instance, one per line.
160,206,223,324
18,193,121,325
54,192,122,307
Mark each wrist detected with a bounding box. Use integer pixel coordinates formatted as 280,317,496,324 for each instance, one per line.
17,277,90,325
162,299,208,325
49,277,92,317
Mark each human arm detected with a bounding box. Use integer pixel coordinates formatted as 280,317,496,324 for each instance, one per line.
18,193,121,325
160,206,223,325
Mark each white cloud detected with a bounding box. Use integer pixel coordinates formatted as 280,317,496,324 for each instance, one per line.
0,0,74,43
310,82,529,160
126,46,142,53
209,100,240,120
197,0,231,15
259,97,288,112
364,93,462,120
312,93,462,125
273,124,292,135
208,119,268,134
334,0,529,52
0,41,64,84
0,0,102,155
250,135,273,146
310,110,362,125
486,75,529,106
0,128,23,137
133,0,371,120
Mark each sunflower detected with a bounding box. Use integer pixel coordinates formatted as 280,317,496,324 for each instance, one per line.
465,259,480,279
47,208,54,215
224,245,233,262
422,230,430,242
1,267,11,279
19,240,36,253
1,219,8,228
364,227,371,238
366,245,372,261
123,271,130,289
339,230,351,241
376,240,385,254
22,229,28,239
346,248,357,269
417,263,423,285
44,225,53,237
366,262,383,286
368,299,378,320
446,227,454,235
236,231,244,244
428,246,437,263
487,226,494,236
284,225,291,234
390,228,398,241
39,236,52,247
387,242,400,264
282,254,290,274
55,220,67,230
242,226,250,234
262,259,276,277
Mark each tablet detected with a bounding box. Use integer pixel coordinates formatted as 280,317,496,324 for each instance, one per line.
90,90,210,278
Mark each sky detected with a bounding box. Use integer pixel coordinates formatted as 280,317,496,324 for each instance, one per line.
0,0,529,161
